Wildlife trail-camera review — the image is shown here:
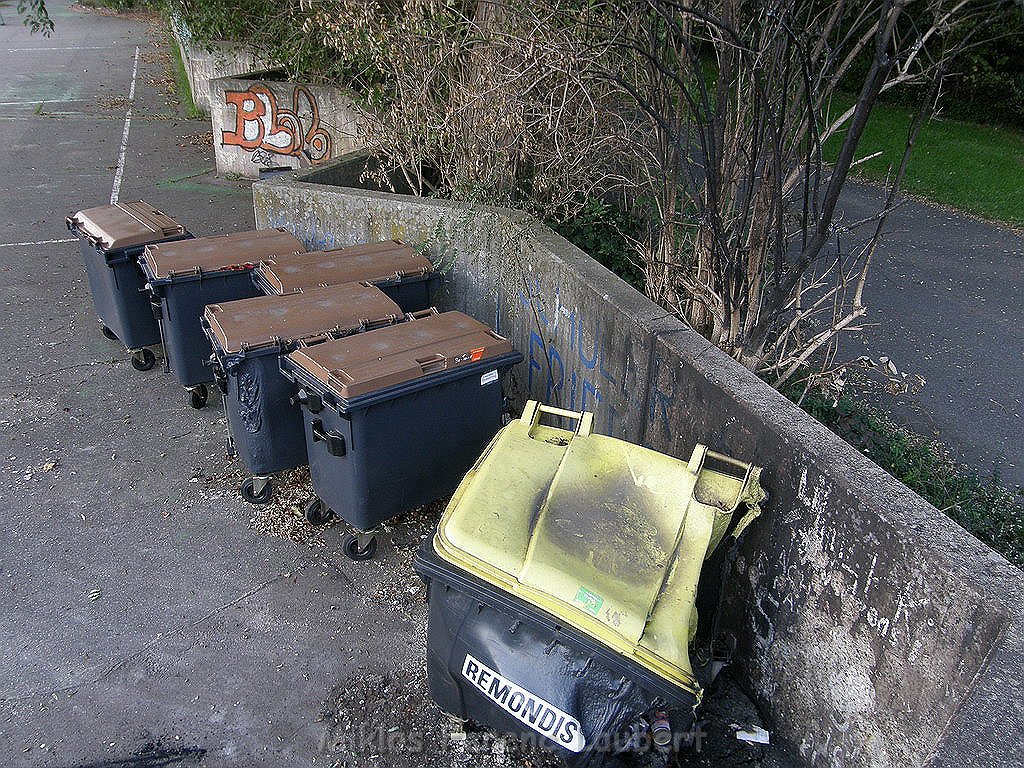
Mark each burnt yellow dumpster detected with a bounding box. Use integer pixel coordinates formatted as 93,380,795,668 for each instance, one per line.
414,401,765,765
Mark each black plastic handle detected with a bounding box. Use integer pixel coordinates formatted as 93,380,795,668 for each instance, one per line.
290,388,323,413
311,419,346,457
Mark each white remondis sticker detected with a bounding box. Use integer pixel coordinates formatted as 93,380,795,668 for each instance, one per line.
481,369,499,386
461,654,585,752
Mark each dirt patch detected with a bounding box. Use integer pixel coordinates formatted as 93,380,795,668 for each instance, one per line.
244,466,333,546
179,131,214,148
69,2,161,23
96,95,130,112
320,666,562,768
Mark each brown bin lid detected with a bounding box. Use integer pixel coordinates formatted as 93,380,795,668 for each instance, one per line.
67,201,186,250
142,229,305,280
255,240,432,294
286,311,514,400
204,282,404,354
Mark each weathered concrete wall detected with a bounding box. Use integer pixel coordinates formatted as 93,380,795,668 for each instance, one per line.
209,73,363,179
171,19,265,112
252,159,1024,768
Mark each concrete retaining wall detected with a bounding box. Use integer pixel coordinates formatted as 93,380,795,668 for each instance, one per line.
171,19,265,113
252,158,1024,768
209,73,363,179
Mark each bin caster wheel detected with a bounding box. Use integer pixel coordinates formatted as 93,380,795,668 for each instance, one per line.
240,477,272,505
305,498,334,526
130,348,156,372
343,534,378,561
189,384,209,410
101,325,118,341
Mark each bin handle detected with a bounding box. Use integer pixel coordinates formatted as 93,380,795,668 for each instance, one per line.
301,333,332,348
360,315,400,332
520,400,594,437
417,353,447,374
406,308,439,321
689,446,766,541
689,447,753,481
311,418,346,457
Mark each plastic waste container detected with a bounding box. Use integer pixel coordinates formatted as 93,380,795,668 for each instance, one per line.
141,229,305,409
253,240,438,312
413,401,766,766
67,201,191,371
280,310,523,559
202,282,406,504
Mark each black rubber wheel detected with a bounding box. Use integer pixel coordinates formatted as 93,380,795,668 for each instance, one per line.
305,498,334,526
101,325,118,341
189,384,209,410
240,477,273,505
130,348,156,372
343,534,378,561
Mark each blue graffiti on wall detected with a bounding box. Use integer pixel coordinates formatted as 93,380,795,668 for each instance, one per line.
647,352,678,438
263,207,338,251
516,277,675,437
261,205,677,438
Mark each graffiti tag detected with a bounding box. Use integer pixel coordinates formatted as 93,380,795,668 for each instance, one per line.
222,85,332,163
249,147,278,167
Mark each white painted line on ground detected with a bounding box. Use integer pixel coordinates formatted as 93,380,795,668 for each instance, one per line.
0,100,82,107
110,45,141,205
7,46,112,52
0,238,76,248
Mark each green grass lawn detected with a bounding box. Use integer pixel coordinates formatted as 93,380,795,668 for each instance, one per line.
824,98,1024,227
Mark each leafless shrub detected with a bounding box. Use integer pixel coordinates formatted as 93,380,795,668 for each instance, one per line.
303,0,623,218
300,0,1017,389
601,0,1017,385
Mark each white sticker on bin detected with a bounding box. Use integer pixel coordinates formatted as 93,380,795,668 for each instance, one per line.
462,654,585,752
481,369,499,386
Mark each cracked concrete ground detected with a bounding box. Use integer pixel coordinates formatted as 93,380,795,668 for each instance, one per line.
0,5,433,766
0,5,781,767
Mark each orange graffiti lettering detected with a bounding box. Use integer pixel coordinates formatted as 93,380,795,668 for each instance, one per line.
221,85,332,163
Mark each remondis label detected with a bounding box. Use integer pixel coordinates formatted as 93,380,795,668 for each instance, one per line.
462,654,585,751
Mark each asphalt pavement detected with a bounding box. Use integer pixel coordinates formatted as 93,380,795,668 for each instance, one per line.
839,184,1024,487
0,6,433,767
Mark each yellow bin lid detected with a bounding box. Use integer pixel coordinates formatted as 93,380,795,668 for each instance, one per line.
433,401,765,695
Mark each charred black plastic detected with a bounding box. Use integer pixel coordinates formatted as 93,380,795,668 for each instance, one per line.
69,223,191,352
414,543,698,767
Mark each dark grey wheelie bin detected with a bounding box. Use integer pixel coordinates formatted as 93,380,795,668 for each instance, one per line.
254,240,438,312
414,402,766,766
280,310,522,560
140,229,305,409
67,201,191,371
201,282,406,504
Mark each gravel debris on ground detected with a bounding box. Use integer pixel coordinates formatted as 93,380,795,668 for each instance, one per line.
178,131,215,148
